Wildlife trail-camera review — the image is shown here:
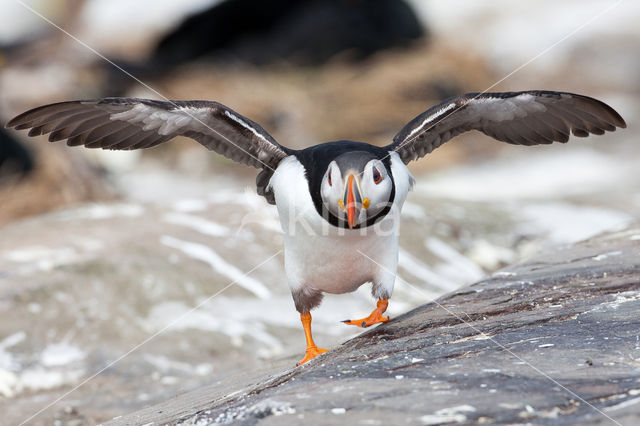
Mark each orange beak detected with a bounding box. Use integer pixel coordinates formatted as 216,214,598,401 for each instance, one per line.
347,175,357,228
343,174,364,229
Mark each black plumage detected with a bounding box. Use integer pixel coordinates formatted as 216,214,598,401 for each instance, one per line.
293,141,396,228
6,90,626,205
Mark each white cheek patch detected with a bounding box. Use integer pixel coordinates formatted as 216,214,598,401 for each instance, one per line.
321,170,345,218
468,94,547,122
359,161,393,219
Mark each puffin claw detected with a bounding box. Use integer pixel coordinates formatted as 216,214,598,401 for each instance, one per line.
342,299,390,328
342,316,389,328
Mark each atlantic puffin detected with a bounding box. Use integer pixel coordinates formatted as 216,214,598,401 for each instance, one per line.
6,91,626,364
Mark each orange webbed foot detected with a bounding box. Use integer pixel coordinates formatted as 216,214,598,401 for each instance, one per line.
342,313,390,328
296,346,328,366
297,312,327,366
342,298,390,328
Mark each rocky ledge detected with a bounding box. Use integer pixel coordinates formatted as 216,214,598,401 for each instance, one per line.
108,226,640,426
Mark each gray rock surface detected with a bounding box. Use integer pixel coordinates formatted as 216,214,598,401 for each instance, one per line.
107,226,640,426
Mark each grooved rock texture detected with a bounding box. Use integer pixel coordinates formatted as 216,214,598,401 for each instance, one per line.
108,226,640,425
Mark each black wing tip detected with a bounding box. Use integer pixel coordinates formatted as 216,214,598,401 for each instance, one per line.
6,110,33,129
5,99,99,129
566,92,627,130
610,109,627,129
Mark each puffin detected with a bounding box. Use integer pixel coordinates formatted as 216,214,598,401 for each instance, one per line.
6,90,626,365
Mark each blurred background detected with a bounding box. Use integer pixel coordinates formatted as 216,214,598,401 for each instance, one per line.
0,0,638,424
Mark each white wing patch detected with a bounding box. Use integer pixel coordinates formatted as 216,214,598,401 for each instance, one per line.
468,93,547,122
407,102,456,139
109,105,210,136
223,110,271,144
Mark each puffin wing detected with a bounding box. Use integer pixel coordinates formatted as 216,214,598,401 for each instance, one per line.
6,98,293,170
386,91,626,164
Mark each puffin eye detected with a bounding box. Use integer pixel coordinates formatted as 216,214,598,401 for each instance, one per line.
327,170,332,186
373,167,382,184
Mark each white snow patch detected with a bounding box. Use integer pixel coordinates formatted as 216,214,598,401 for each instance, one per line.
592,251,623,261
415,149,630,202
144,354,212,376
518,202,631,244
398,248,458,292
0,366,84,398
605,396,640,412
425,237,485,283
237,210,283,235
161,235,271,299
83,148,141,173
56,203,144,220
0,332,26,350
3,246,88,274
0,369,18,397
492,271,517,278
208,188,271,210
408,0,640,73
163,212,231,238
40,343,86,367
0,332,25,377
18,366,84,393
143,301,282,357
172,199,208,212
607,292,640,309
4,246,77,264
420,405,476,425
468,240,516,271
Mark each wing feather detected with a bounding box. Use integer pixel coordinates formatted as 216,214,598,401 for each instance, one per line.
7,98,293,170
387,91,626,164
15,103,91,130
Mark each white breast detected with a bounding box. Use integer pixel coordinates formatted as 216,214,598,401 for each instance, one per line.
268,153,413,296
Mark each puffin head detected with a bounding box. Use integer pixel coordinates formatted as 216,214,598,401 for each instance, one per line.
320,151,394,229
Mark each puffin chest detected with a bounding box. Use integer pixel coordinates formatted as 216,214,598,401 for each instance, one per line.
284,231,390,294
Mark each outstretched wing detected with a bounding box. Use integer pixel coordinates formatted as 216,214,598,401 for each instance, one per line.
6,98,293,170
386,91,626,164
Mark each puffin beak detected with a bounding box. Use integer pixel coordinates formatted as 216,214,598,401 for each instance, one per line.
344,174,362,228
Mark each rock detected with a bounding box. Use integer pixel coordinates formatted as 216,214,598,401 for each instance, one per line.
107,226,640,425
108,0,424,83
0,127,33,181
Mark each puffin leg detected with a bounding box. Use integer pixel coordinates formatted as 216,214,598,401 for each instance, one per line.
297,312,327,366
342,298,390,328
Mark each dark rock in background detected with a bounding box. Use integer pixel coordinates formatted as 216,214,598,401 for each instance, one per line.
0,126,33,182
107,0,425,93
108,227,640,425
152,0,423,67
